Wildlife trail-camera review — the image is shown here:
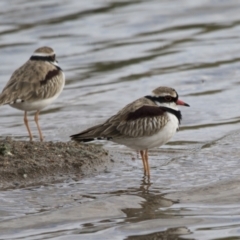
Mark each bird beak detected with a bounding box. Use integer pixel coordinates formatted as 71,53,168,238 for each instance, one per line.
176,99,190,107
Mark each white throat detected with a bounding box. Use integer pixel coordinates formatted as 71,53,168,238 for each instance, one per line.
154,101,179,111
51,61,60,68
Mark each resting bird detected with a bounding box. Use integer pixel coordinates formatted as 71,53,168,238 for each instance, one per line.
0,46,65,141
70,86,189,177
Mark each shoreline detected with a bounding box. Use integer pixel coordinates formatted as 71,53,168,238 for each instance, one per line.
0,137,110,190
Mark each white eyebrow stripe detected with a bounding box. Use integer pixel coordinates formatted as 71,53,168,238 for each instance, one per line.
32,52,55,57
152,93,177,98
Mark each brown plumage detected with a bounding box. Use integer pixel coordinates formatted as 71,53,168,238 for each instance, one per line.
71,97,168,141
70,86,190,177
0,46,65,141
0,53,63,105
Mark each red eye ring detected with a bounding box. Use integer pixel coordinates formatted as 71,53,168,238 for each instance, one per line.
165,96,172,101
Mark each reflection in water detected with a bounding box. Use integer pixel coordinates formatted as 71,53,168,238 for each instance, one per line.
107,178,175,222
1,0,240,239
122,194,174,222
126,227,191,240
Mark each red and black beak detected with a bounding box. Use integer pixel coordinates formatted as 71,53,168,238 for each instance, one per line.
176,99,190,107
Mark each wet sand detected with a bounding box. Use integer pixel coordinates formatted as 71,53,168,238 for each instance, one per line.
0,137,110,190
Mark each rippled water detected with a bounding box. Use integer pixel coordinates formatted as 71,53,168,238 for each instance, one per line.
1,0,240,239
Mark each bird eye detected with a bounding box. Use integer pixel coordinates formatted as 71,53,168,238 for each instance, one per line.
51,55,55,61
165,96,172,101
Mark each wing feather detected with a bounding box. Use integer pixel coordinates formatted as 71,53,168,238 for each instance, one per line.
0,60,64,105
70,98,170,141
116,106,169,137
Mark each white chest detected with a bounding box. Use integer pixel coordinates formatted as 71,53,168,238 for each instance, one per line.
114,112,179,150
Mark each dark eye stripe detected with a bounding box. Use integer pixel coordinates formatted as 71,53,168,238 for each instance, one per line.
145,95,178,103
30,55,61,70
30,55,55,62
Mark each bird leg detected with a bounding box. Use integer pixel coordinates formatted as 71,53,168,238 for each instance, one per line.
34,110,44,142
140,150,147,175
24,111,33,141
144,149,150,177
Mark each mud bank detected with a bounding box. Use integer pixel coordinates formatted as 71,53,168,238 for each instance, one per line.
0,137,110,189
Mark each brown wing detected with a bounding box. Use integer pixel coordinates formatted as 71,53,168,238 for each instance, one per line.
0,60,64,105
115,105,169,137
70,98,169,141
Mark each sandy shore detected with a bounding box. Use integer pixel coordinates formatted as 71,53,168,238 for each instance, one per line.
0,137,110,189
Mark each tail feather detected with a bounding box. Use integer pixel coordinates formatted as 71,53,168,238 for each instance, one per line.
70,124,105,142
0,92,17,106
0,93,7,106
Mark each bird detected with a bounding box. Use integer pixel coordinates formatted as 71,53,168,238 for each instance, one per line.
70,86,189,177
0,46,65,141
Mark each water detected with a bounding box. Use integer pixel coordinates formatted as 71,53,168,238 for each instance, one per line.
1,0,240,239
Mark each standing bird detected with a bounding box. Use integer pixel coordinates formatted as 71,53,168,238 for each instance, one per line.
70,86,189,177
0,46,65,141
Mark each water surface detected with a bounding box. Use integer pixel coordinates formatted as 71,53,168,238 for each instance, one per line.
1,0,240,239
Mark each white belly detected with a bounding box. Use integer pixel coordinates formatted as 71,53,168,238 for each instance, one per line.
10,92,61,111
113,113,179,150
